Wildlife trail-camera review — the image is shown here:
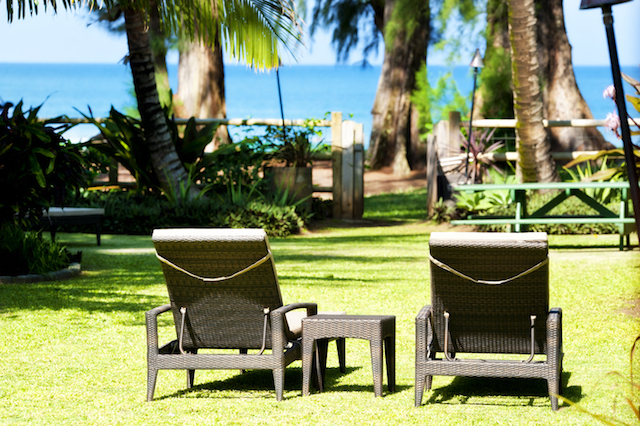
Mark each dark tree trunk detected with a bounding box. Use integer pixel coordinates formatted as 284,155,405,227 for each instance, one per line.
175,38,231,147
123,8,194,196
476,0,513,120
508,0,559,183
368,0,430,175
536,0,612,151
148,1,170,95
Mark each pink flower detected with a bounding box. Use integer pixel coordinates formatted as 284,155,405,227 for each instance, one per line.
605,112,621,138
603,85,616,100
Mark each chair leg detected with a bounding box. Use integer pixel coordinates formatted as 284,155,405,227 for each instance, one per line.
187,370,195,389
415,372,426,407
273,368,285,401
147,368,158,402
317,339,329,390
369,340,384,397
336,338,346,373
548,378,559,411
385,334,395,393
240,348,247,374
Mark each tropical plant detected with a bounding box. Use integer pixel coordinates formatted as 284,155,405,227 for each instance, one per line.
266,119,325,167
562,156,622,204
85,107,218,195
0,223,73,276
564,72,640,183
459,127,504,184
0,102,92,226
454,167,516,214
5,0,303,200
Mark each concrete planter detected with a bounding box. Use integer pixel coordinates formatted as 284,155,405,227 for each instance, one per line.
267,166,313,210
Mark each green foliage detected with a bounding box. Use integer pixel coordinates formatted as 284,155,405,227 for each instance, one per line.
454,168,516,213
200,137,270,193
384,0,430,50
429,198,456,223
412,63,469,140
0,101,92,226
263,119,326,167
226,200,304,237
564,149,637,183
67,189,306,238
85,107,219,195
0,223,72,276
459,127,505,183
84,108,159,193
478,45,514,119
562,156,623,204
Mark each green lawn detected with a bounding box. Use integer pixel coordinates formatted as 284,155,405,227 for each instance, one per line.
1,195,639,424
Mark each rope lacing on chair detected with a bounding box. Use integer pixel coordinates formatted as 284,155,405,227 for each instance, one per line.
157,250,275,355
155,250,273,282
429,254,548,285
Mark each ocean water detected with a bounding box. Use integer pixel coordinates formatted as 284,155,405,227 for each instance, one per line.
0,62,638,147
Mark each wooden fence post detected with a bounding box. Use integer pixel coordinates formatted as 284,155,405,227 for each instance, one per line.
426,133,438,217
331,112,343,219
336,120,364,220
353,123,364,219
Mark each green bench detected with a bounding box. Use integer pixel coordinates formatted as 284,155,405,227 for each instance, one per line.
451,181,636,250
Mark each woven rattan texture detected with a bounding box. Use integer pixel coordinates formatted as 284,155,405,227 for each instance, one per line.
429,236,549,354
416,233,563,410
147,228,318,402
301,315,396,397
153,229,284,350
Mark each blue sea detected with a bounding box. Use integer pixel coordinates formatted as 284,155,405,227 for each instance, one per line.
1,62,639,147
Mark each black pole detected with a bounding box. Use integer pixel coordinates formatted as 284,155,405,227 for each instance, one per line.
465,67,479,179
601,5,640,246
276,66,287,142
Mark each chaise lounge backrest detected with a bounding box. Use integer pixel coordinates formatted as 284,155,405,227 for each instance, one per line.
428,232,549,355
152,228,286,351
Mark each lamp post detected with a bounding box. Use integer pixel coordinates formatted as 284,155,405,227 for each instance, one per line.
580,0,640,247
465,49,484,180
275,59,288,141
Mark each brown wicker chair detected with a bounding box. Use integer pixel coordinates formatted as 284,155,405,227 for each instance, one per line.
147,228,318,401
415,232,563,410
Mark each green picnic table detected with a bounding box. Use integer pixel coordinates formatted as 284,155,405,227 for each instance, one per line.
451,181,636,250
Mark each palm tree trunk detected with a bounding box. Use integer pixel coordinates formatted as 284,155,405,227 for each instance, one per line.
508,0,558,183
536,0,611,151
368,0,429,176
175,38,231,148
123,7,193,196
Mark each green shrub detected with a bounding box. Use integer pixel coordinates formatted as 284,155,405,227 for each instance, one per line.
63,189,307,237
474,192,624,235
0,101,93,226
0,223,72,276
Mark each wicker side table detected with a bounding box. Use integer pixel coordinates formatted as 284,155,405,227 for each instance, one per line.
301,314,396,397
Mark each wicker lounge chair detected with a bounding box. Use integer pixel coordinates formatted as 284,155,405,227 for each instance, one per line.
415,232,563,410
147,228,318,401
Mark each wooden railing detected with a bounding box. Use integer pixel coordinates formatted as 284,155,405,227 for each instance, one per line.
426,111,640,215
53,112,364,220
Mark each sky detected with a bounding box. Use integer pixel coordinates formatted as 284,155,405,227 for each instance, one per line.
0,0,638,66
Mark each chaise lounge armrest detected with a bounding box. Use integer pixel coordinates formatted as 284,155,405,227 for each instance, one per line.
146,304,173,355
272,303,318,343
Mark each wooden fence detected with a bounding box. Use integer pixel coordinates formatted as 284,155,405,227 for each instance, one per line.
57,111,364,220
427,111,640,215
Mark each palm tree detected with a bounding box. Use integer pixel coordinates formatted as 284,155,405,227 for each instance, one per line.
5,0,301,197
507,0,558,183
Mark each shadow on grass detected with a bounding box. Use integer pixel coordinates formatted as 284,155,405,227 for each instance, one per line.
424,371,581,409
158,366,364,400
